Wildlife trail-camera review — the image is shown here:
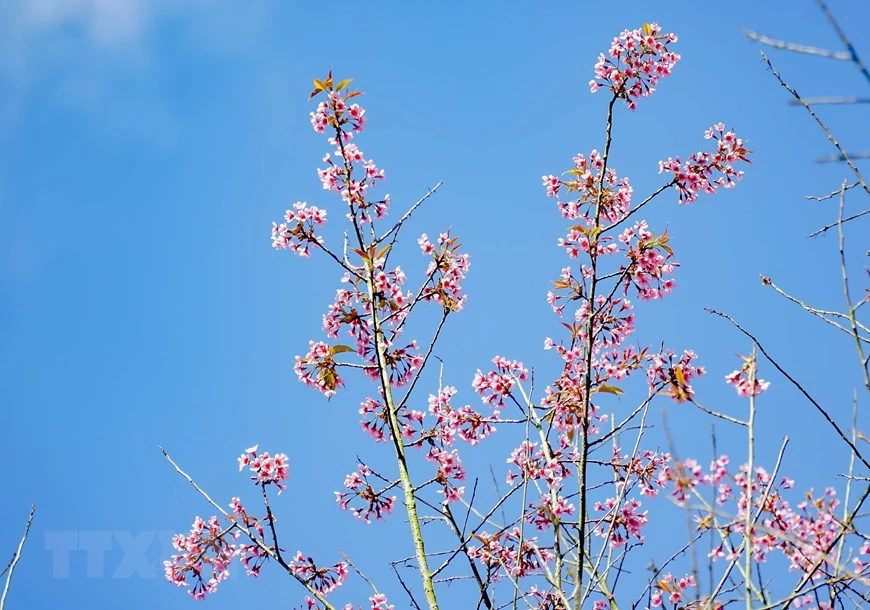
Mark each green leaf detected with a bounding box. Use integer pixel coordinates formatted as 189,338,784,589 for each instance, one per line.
336,78,353,91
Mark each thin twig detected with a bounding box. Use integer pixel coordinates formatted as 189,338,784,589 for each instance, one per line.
808,208,870,238
338,550,379,594
377,181,444,250
760,274,870,338
806,182,859,201
761,52,870,198
705,310,870,470
0,505,35,610
816,151,870,164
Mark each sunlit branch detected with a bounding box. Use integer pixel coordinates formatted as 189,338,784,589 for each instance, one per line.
0,505,35,610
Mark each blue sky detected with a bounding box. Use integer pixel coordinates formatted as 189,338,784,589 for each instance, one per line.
2,1,869,608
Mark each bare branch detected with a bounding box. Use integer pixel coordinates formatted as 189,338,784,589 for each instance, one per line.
743,29,851,60
761,52,870,198
0,505,35,610
806,182,860,201
789,97,870,105
808,207,870,237
377,181,444,251
815,0,870,85
817,151,870,164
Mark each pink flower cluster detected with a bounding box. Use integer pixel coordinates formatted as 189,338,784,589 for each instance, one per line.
290,552,349,595
650,573,696,608
426,446,466,503
310,85,366,133
646,349,706,403
505,440,569,489
472,356,528,407
618,221,676,301
659,124,751,204
427,386,498,445
295,340,345,398
164,515,238,599
661,455,862,577
593,496,649,548
609,445,672,498
418,231,470,312
527,586,572,610
468,528,554,578
238,445,290,492
271,202,327,256
335,463,397,523
724,355,770,397
542,150,633,223
590,23,680,109
317,138,387,221
228,497,269,577
306,77,389,224
526,494,575,530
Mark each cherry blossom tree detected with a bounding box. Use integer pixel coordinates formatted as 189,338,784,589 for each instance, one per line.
162,20,869,610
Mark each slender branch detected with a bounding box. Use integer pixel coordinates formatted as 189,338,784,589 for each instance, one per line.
704,310,870,470
836,180,870,395
761,52,870,198
260,483,283,562
806,182,859,201
338,550,379,594
815,0,870,85
391,562,423,610
377,181,444,249
397,312,449,411
789,97,870,106
312,239,361,278
816,151,870,164
689,398,748,427
761,274,870,338
808,207,870,237
0,505,35,610
743,29,851,60
575,93,619,610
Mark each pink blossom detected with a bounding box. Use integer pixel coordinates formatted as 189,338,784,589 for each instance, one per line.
591,23,680,108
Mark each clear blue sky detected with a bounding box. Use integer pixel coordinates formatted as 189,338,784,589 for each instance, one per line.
1,1,868,608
